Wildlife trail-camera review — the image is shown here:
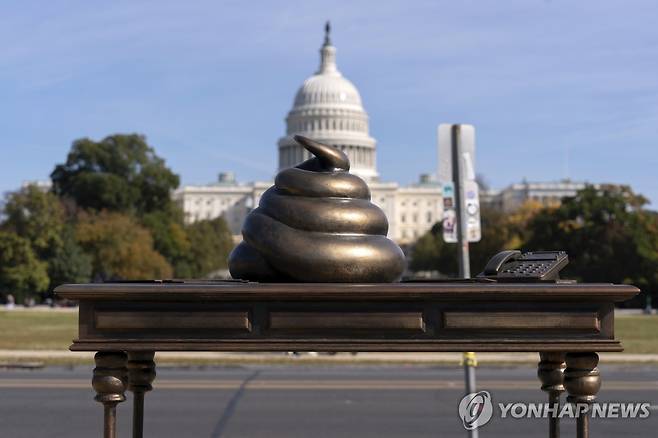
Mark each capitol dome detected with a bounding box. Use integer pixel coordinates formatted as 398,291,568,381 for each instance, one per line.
293,74,363,109
278,22,378,181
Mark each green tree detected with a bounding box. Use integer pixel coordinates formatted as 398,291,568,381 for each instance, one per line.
408,222,456,274
410,206,523,276
631,211,658,301
175,217,234,278
51,134,180,215
413,184,658,308
1,185,93,292
0,231,49,303
2,185,65,258
525,185,658,296
47,226,92,289
408,225,441,273
75,211,173,280
504,200,545,249
142,209,190,267
468,206,517,273
50,134,187,272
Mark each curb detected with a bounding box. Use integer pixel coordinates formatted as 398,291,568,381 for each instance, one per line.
1,351,658,365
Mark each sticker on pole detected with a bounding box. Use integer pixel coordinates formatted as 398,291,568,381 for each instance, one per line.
442,182,457,243
442,181,480,243
464,180,481,243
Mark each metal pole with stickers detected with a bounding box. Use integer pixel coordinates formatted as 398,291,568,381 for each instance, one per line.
438,123,482,438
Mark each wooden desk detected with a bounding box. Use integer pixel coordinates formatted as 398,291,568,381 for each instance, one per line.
56,281,639,438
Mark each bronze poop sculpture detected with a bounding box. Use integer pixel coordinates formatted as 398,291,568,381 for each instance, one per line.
228,135,406,282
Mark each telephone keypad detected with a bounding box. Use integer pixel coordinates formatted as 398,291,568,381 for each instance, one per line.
492,251,568,281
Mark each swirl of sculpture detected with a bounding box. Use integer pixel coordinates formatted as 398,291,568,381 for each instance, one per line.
228,135,406,282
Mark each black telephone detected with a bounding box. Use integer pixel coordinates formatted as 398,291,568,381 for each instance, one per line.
478,250,569,282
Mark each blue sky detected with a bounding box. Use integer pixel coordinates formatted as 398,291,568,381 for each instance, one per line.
2,0,657,206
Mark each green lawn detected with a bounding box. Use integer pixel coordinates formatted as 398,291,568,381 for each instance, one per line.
615,315,658,354
0,309,77,350
0,309,656,355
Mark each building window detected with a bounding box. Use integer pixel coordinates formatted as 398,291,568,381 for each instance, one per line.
412,213,418,223
401,214,406,223
427,212,432,223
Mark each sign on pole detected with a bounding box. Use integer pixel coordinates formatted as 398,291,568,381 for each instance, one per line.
438,124,481,243
438,124,476,183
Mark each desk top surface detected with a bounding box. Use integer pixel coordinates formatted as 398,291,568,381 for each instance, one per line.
55,281,639,302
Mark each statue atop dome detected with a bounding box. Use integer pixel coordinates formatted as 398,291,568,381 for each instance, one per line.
324,21,331,46
318,22,338,75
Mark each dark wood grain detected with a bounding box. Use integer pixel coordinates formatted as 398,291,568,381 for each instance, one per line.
55,281,639,353
95,311,250,331
443,312,600,331
55,282,639,302
69,339,625,352
269,312,424,331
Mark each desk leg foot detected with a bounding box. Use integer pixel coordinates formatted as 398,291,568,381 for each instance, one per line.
538,352,566,438
565,352,600,438
93,351,128,438
127,351,156,438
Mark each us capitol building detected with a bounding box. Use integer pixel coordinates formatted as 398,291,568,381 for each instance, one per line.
174,24,443,245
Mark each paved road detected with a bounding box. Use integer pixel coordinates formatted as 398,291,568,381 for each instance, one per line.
0,364,656,437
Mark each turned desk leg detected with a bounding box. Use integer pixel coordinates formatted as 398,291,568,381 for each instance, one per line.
127,351,157,438
93,351,128,438
538,352,566,438
565,352,601,438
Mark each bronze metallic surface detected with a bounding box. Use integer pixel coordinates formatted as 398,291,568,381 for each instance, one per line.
228,135,406,282
565,352,601,438
56,282,638,353
127,351,156,438
55,282,639,438
565,352,601,404
92,351,128,438
538,352,566,438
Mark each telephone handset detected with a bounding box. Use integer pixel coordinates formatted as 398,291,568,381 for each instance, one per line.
478,250,569,282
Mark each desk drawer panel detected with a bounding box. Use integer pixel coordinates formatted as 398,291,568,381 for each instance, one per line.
443,311,600,332
95,311,250,331
269,312,424,332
